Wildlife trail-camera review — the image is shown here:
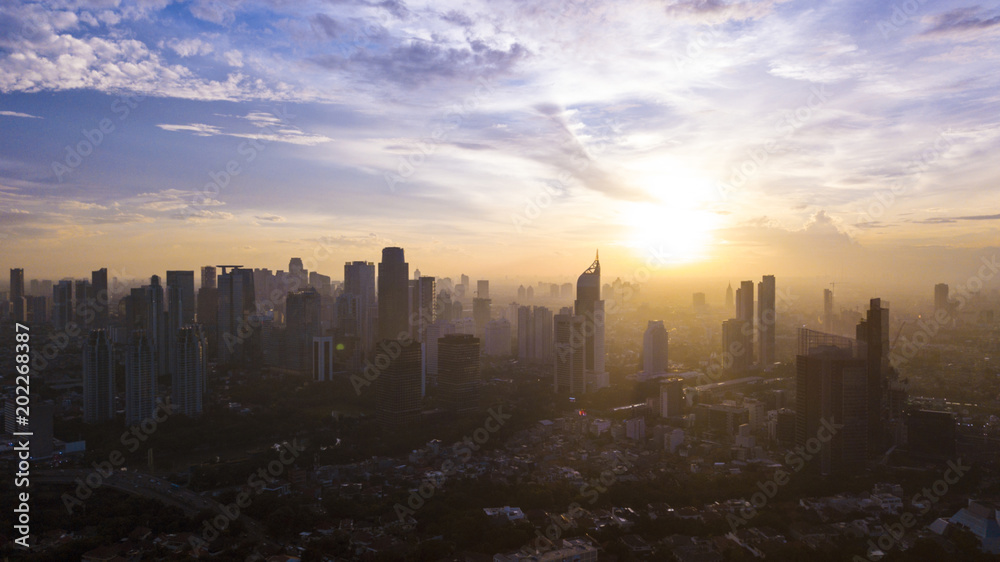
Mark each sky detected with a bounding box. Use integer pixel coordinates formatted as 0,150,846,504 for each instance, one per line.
1,0,999,292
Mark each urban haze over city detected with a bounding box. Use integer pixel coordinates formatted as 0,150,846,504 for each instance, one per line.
1,0,1000,561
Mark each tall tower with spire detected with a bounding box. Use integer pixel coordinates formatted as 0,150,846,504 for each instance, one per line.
575,250,608,390
725,282,734,310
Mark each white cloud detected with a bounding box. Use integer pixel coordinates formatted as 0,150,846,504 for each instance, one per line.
166,38,214,57
0,110,42,119
156,123,223,136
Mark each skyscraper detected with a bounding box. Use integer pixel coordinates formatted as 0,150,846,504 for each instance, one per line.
217,266,256,364
823,288,835,332
312,336,334,382
425,320,457,379
856,298,892,458
795,328,868,475
83,329,115,423
484,318,512,356
286,287,322,372
409,276,436,342
374,340,422,431
472,297,491,338
643,320,669,375
166,270,195,375
735,280,755,366
166,271,196,326
757,275,776,368
375,247,422,432
378,247,409,340
74,279,93,329
554,313,585,395
52,280,73,330
201,266,217,290
722,318,751,374
934,283,949,313
91,268,108,329
660,378,683,418
438,334,481,414
517,305,554,361
344,260,376,353
125,331,156,426
172,326,205,417
10,268,24,323
575,252,607,389
693,292,706,308
477,279,489,299
725,282,734,310
289,257,306,288
197,267,219,359
145,275,167,374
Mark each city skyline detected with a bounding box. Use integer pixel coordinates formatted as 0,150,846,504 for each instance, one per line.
0,1,999,287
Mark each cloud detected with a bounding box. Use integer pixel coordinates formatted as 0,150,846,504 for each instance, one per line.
254,214,286,222
165,38,214,57
315,38,529,87
663,0,786,23
0,110,42,119
156,123,223,136
914,213,1000,224
157,113,333,145
921,7,1000,37
173,209,235,221
223,49,243,67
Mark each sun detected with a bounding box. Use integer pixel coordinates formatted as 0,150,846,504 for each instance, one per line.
621,158,721,265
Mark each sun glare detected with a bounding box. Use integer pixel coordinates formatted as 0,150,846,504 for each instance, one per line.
623,159,721,265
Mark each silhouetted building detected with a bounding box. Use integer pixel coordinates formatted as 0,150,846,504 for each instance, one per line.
26,295,46,324
692,292,706,308
374,340,422,432
92,267,108,329
660,378,683,418
795,328,868,475
757,275,775,368
286,287,322,372
217,267,256,364
473,297,491,338
74,279,94,330
312,336,334,382
735,280,755,365
10,268,24,323
554,313,585,395
725,282,734,310
201,266,217,290
125,331,157,426
342,260,376,353
722,318,751,374
517,305,554,361
934,283,949,312
575,252,607,389
856,298,892,458
409,276,436,342
172,326,205,417
484,318,511,356
83,329,115,423
378,247,409,340
643,320,669,375
824,288,835,332
438,334,481,414
166,270,195,375
52,279,73,330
